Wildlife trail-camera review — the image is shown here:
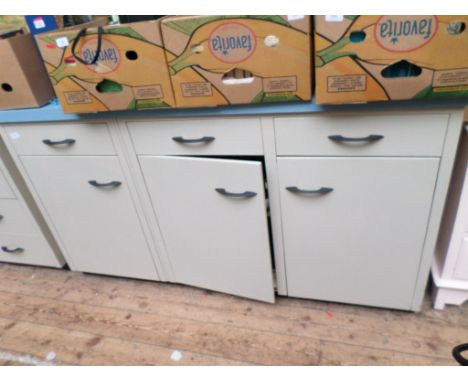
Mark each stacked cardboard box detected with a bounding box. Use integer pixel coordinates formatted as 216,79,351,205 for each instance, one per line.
0,31,55,110
161,15,312,108
36,19,175,113
314,15,468,104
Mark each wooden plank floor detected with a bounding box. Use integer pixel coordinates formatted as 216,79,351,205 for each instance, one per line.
0,263,466,365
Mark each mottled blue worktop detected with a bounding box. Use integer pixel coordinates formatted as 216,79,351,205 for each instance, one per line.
0,98,467,124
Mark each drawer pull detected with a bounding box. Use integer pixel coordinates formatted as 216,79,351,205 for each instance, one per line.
215,188,257,198
286,186,334,195
1,246,24,254
172,136,215,144
328,134,384,143
88,180,122,188
42,138,76,146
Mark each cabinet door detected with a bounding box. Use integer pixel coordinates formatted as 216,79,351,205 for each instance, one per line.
139,156,274,303
20,156,158,280
278,157,439,310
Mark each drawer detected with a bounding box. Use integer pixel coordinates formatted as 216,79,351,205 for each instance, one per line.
4,122,116,156
0,199,39,235
454,237,468,281
0,168,15,199
127,118,263,156
275,114,449,157
21,155,159,280
0,233,61,267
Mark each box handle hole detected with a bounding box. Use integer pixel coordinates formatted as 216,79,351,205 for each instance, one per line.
126,50,138,60
1,83,13,92
96,79,123,93
381,60,422,78
350,31,366,43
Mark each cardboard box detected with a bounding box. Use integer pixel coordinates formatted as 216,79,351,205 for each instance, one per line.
315,15,468,104
0,31,55,110
36,19,175,113
161,15,312,108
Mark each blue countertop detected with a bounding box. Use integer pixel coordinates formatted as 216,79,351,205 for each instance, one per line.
0,98,467,124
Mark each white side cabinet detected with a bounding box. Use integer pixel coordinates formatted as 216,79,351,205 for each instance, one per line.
433,127,468,309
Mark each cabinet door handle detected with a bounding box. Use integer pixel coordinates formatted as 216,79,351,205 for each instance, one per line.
286,186,334,195
42,138,76,146
88,180,122,188
215,188,257,198
328,134,384,143
172,136,215,144
1,246,24,254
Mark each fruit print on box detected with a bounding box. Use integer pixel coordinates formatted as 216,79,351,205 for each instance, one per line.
314,15,468,104
161,15,312,107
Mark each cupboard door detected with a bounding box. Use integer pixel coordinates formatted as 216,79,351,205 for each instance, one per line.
139,156,274,303
21,156,158,280
278,157,439,310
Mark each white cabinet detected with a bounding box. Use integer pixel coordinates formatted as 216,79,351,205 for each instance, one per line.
139,156,274,302
277,157,439,310
432,128,468,309
20,156,159,280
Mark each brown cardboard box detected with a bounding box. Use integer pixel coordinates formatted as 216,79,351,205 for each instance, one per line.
0,31,55,110
161,15,312,108
36,19,175,113
315,15,468,104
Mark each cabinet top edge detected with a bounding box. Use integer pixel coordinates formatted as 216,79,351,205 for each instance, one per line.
0,98,466,125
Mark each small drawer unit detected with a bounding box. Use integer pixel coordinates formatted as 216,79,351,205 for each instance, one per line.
0,232,61,267
274,114,448,157
127,117,264,156
4,122,116,156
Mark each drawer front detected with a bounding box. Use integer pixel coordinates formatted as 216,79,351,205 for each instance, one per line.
454,237,468,281
5,122,116,156
278,157,439,310
20,156,159,280
0,199,39,235
0,168,15,199
0,233,61,267
127,118,263,155
275,114,448,157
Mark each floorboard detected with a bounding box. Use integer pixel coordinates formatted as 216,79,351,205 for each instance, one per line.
0,263,466,365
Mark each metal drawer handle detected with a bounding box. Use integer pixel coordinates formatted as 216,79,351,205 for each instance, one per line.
172,136,215,144
286,186,334,195
42,138,76,146
88,180,122,188
215,188,257,198
1,246,24,254
328,134,384,143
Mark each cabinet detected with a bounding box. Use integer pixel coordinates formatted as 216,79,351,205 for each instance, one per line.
432,127,468,309
277,157,439,310
1,121,160,281
0,107,463,310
